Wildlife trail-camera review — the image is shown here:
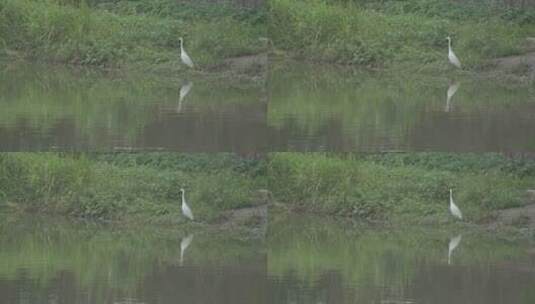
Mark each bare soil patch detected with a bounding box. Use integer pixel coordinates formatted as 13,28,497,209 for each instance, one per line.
494,190,535,228
491,38,535,78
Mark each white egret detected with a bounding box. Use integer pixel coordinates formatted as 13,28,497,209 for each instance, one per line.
180,234,194,266
448,234,462,265
446,36,462,69
177,81,193,113
178,37,194,68
449,189,463,220
445,81,460,112
179,188,194,220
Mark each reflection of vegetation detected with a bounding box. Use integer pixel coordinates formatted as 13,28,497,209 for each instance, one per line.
0,212,263,302
0,0,266,68
267,153,535,220
0,63,263,147
268,63,535,147
268,215,533,302
270,0,535,68
0,153,265,221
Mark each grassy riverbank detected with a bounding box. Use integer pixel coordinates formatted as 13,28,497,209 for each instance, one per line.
0,0,266,72
1,152,535,227
267,153,535,223
2,0,534,78
269,0,535,70
0,153,266,224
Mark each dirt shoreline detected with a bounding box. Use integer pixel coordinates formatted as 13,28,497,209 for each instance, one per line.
493,190,535,228
488,37,535,80
0,51,269,85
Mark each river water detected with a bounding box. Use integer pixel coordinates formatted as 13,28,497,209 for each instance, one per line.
1,213,535,304
0,214,266,304
2,60,534,303
267,216,535,304
0,62,534,152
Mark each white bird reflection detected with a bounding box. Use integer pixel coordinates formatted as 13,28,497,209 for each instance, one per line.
445,81,460,112
448,234,462,265
180,234,194,266
177,81,193,113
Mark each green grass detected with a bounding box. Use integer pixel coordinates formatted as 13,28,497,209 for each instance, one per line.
0,153,261,223
91,152,267,177
1,152,535,225
0,0,266,68
363,152,535,177
267,153,535,221
2,0,533,71
269,0,535,68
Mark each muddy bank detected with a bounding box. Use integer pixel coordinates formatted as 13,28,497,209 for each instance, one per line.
210,189,270,237
493,190,535,228
199,52,268,83
489,38,535,80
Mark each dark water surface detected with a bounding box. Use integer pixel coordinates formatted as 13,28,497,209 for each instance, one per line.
267,216,535,304
1,213,535,303
0,63,269,152
0,62,534,152
268,63,535,152
0,214,266,304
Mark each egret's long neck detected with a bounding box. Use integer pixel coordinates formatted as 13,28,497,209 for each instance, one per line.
180,41,184,52
449,190,453,202
181,192,185,204
448,40,452,52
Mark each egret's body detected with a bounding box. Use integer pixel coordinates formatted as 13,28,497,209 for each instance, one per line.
445,81,460,112
177,81,193,113
180,234,194,266
179,38,194,68
446,37,462,69
449,189,463,220
448,234,462,265
180,188,194,220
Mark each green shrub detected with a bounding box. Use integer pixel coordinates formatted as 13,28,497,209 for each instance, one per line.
269,0,533,67
267,153,534,220
0,153,90,210
0,0,265,67
0,153,257,222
